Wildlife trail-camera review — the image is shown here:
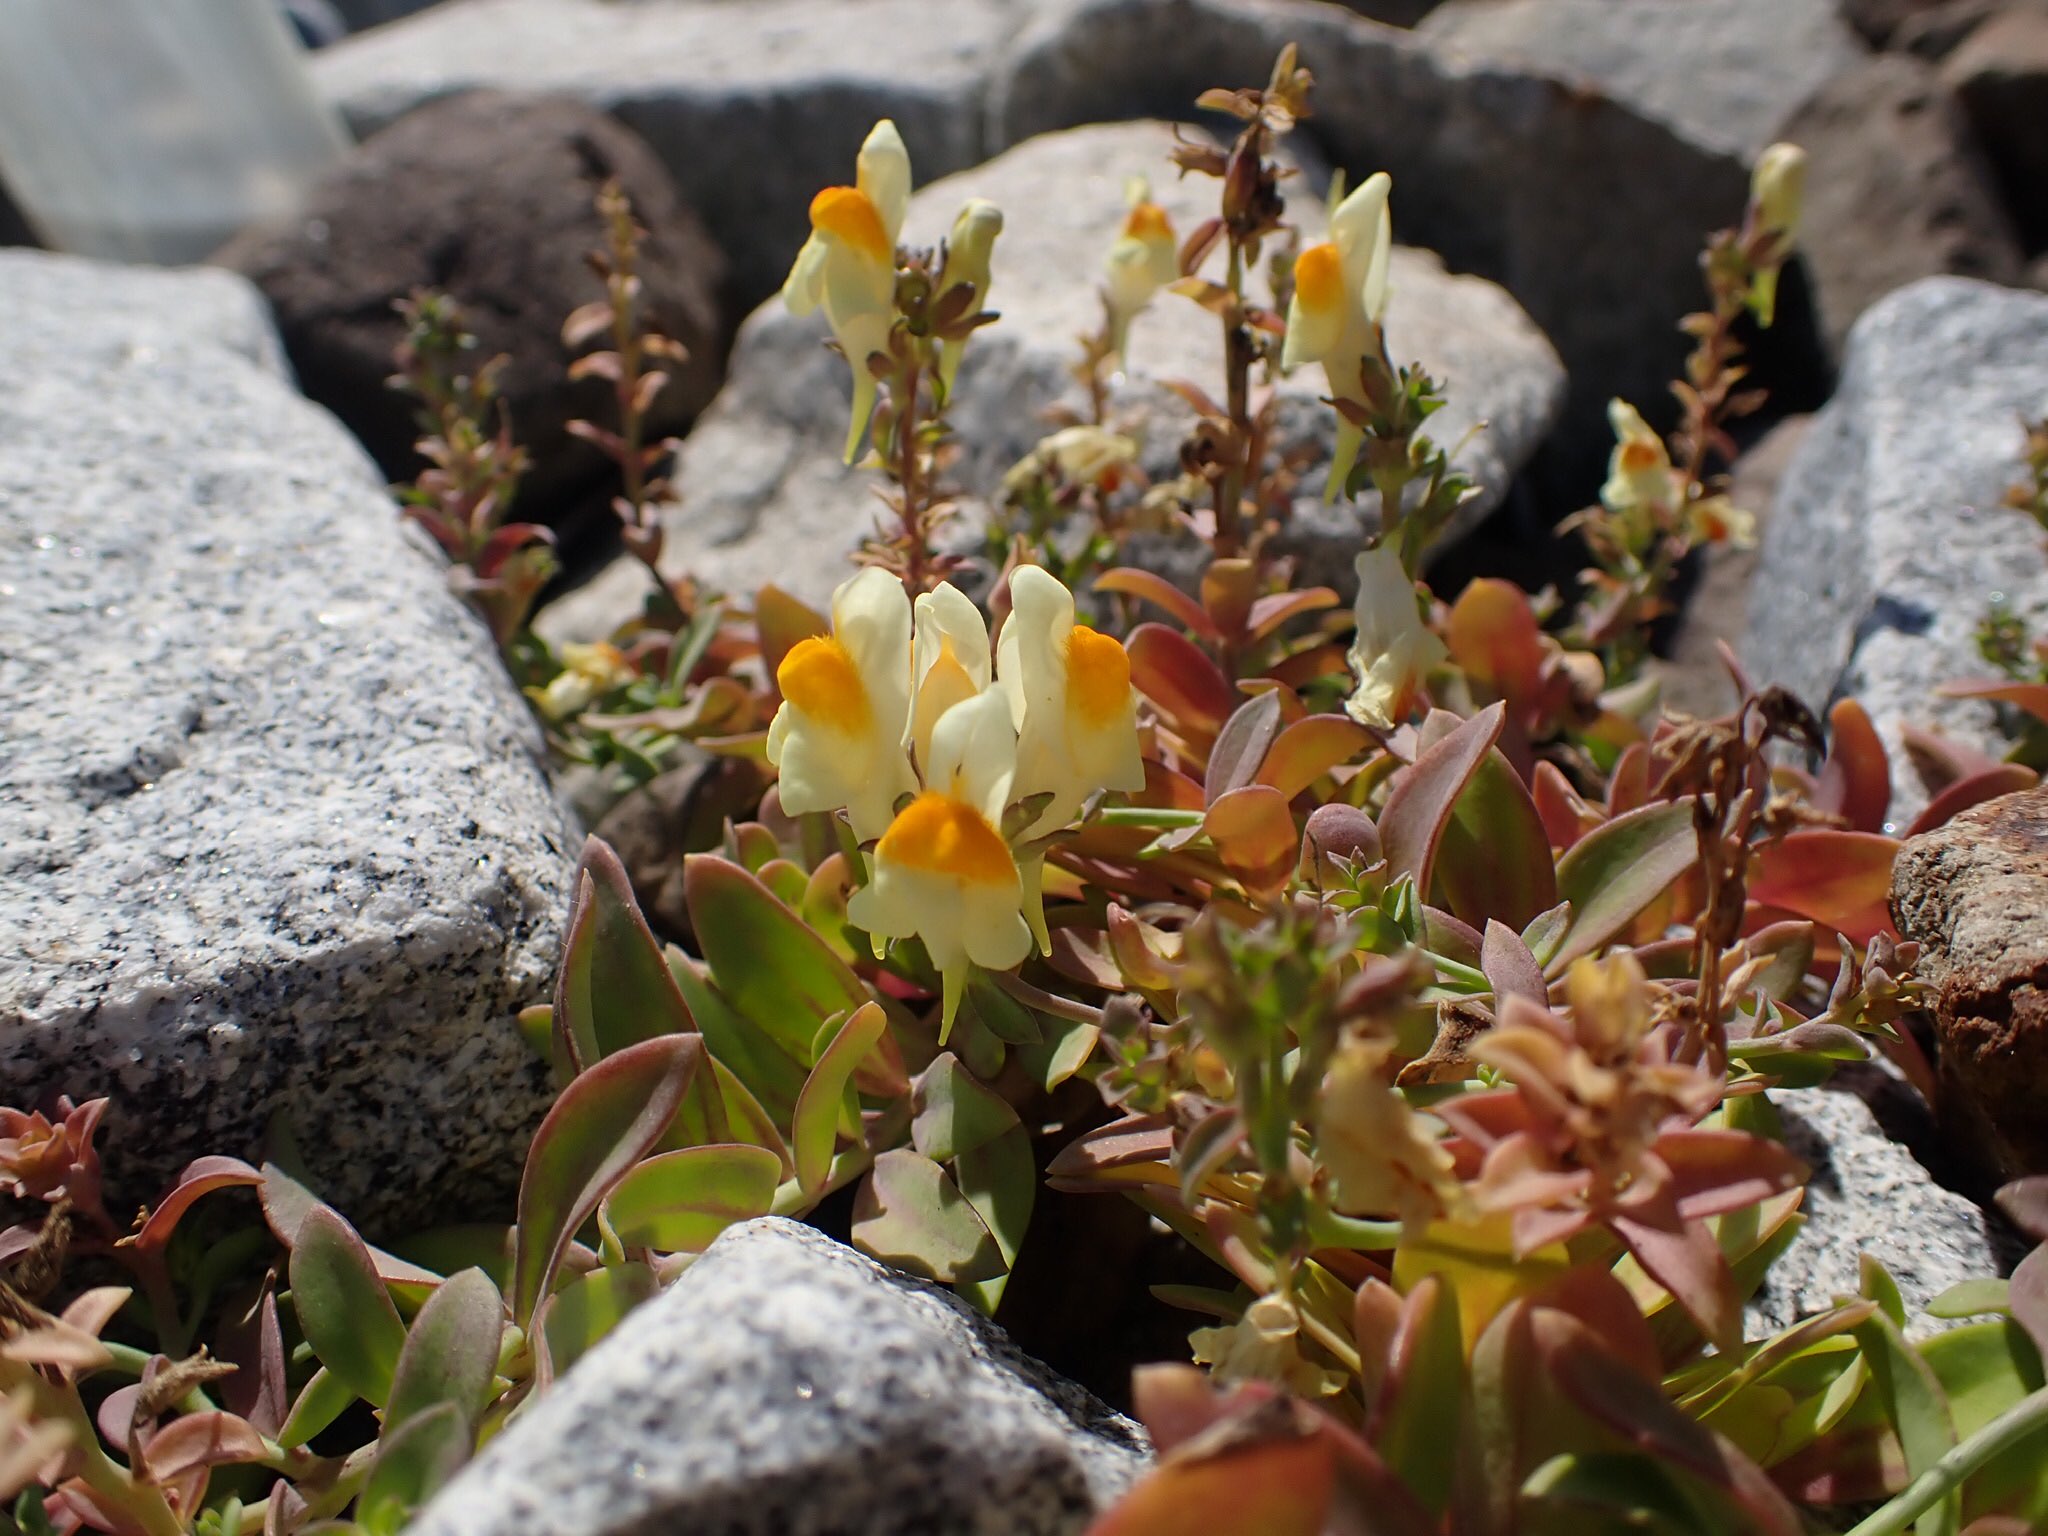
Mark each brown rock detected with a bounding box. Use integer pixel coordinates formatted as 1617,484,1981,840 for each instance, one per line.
1944,4,2048,251
1781,53,2024,357
214,90,725,546
1892,785,2048,1178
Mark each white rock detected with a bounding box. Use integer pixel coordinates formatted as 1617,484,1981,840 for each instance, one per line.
1744,277,2048,826
0,250,573,1231
410,1219,1147,1536
1751,1086,2013,1341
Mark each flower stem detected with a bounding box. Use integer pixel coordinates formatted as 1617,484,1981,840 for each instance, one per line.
1843,1385,2048,1536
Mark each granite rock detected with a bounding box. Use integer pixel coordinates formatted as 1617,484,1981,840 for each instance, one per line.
1744,277,2048,826
312,0,1028,308
0,250,572,1231
1778,53,2024,357
1751,1085,2012,1339
214,90,726,545
409,1219,1148,1536
1893,786,2048,1178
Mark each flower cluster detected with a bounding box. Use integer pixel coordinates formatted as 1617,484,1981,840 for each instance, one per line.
767,565,1145,1032
1600,398,1755,551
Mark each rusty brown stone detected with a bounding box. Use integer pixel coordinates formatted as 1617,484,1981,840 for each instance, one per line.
1891,784,2048,1178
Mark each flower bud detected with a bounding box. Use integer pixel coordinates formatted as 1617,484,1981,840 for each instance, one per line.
1750,142,1806,244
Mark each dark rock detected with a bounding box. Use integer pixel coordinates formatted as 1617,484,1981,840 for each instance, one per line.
214,90,725,547
1894,786,2048,1178
1780,53,2024,356
408,1219,1147,1536
311,0,1021,310
1944,4,2048,251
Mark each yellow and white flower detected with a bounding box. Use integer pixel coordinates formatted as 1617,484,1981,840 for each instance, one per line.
908,581,992,776
529,641,633,723
1000,425,1141,499
766,566,919,843
849,686,1033,1037
998,564,1146,841
1345,544,1445,731
936,198,1003,395
1103,177,1180,368
782,120,912,462
1282,171,1394,501
1601,399,1680,522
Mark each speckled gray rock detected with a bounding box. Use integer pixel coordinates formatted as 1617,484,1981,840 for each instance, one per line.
1751,1087,2009,1339
1415,0,1860,163
311,0,1029,302
538,120,1563,632
1744,277,2048,827
0,249,572,1232
410,1219,1148,1536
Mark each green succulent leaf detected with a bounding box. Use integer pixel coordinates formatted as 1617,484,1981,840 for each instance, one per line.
554,837,695,1071
269,1365,350,1451
1379,703,1505,899
851,1149,1004,1284
911,1053,1018,1165
511,1033,701,1325
1547,799,1698,973
1373,1276,1465,1517
385,1267,503,1438
289,1205,408,1408
668,949,808,1123
602,1143,783,1252
1853,1260,1960,1536
684,853,870,1065
793,1002,888,1199
1436,747,1558,931
356,1401,471,1536
537,1262,661,1383
955,1120,1036,1314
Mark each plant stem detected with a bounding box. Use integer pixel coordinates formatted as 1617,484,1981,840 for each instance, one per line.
1215,240,1250,560
1843,1386,2048,1536
896,353,929,592
990,969,1107,1026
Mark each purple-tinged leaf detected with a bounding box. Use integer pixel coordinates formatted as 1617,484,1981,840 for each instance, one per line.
130,1156,262,1254
1205,690,1284,803
1379,704,1506,899
1371,1276,1463,1516
1260,715,1373,802
511,1034,700,1325
1902,764,2039,838
142,1412,268,1481
1548,800,1698,973
2007,1246,2048,1363
1094,567,1222,640
1436,748,1559,930
1814,698,1892,834
1481,919,1548,1010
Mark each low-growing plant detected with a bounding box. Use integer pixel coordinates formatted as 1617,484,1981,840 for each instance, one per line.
5,49,2046,1536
